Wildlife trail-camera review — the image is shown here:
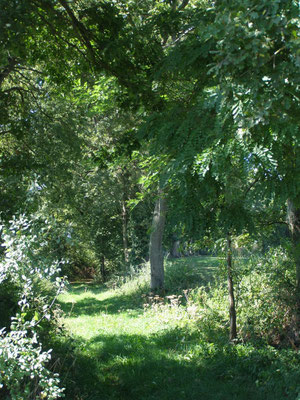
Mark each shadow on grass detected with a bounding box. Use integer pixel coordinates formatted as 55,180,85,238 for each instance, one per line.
58,327,298,400
64,284,107,296
59,256,220,318
59,291,145,317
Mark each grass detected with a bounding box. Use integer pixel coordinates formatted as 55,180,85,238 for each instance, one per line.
56,256,300,400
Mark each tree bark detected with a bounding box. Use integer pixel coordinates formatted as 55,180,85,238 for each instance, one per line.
120,169,130,264
287,198,300,335
149,195,167,290
227,234,237,341
100,255,106,282
170,235,181,258
122,199,129,264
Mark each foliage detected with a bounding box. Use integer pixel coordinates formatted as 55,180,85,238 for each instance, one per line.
189,248,296,345
0,215,66,399
0,324,64,400
236,247,296,344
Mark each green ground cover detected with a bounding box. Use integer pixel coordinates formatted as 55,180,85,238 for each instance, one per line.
57,256,300,400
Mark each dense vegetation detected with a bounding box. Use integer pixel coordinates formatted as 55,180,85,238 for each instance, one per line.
0,0,299,399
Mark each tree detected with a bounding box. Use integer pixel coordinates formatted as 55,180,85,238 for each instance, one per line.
149,193,167,290
140,0,300,330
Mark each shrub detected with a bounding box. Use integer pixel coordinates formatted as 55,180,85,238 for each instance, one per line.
0,215,67,399
189,247,296,345
235,247,296,344
0,323,64,400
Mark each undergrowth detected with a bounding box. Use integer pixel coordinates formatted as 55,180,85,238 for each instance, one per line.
55,254,300,400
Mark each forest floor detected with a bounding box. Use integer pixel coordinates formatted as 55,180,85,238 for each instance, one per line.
57,256,300,400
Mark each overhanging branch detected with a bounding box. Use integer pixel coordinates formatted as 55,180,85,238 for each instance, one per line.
0,58,18,87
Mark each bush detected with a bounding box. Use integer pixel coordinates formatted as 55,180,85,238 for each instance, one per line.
189,247,296,345
0,324,64,400
236,247,296,344
0,215,66,399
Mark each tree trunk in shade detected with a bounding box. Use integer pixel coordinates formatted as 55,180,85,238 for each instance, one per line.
227,234,237,341
122,198,129,264
287,198,300,337
170,235,181,258
149,195,167,290
120,168,130,264
100,255,106,282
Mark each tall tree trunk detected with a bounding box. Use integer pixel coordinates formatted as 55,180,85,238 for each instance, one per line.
122,199,129,264
287,198,300,335
227,234,237,341
170,235,181,258
121,168,129,264
149,195,167,290
100,255,106,282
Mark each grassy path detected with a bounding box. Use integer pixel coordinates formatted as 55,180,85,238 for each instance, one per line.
57,257,299,400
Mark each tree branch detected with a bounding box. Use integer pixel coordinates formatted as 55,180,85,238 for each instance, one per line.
178,0,190,11
36,10,89,62
15,66,43,75
0,58,18,87
2,86,31,95
243,175,260,197
260,220,288,227
0,130,12,136
57,0,98,64
163,26,195,49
